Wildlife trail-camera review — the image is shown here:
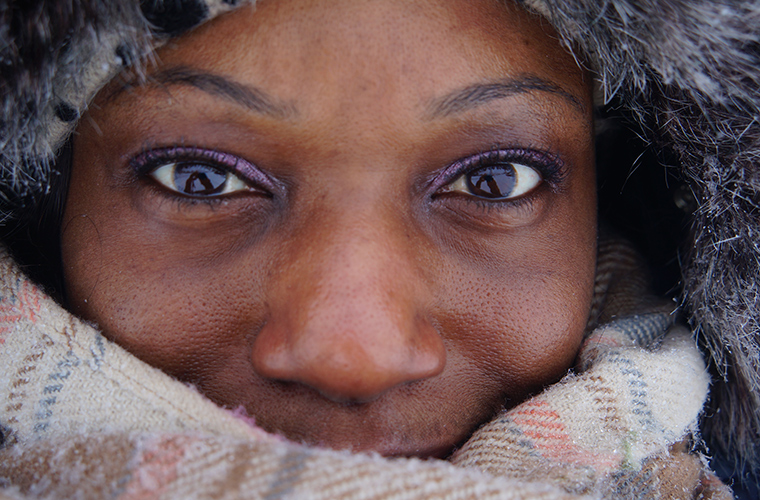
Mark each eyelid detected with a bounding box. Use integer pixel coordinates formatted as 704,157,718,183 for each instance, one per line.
149,162,251,197
429,148,565,194
130,146,280,194
441,162,542,199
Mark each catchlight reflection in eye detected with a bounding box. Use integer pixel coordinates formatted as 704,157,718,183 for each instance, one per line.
444,162,541,200
151,162,249,197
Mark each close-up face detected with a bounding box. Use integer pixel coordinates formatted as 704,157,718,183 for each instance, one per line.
61,0,596,458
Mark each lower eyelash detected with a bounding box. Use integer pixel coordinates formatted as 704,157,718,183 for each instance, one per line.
436,189,540,226
431,148,568,196
130,146,278,193
143,178,228,208
467,190,538,212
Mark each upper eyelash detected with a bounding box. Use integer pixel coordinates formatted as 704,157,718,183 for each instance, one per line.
131,146,565,203
130,146,279,193
430,148,567,195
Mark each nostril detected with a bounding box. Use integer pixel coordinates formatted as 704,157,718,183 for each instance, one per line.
254,224,444,402
250,319,446,403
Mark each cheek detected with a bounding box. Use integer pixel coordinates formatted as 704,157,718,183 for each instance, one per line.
61,189,270,383
435,226,595,400
65,244,273,387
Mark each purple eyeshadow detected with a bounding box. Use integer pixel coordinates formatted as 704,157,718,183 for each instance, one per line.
430,148,565,193
131,146,279,193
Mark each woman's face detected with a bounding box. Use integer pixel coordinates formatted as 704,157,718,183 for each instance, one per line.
62,0,596,457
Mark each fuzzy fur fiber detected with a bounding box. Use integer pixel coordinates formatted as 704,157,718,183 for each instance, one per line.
2,0,760,488
520,0,760,478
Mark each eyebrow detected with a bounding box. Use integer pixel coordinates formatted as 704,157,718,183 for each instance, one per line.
108,66,292,118
427,75,586,118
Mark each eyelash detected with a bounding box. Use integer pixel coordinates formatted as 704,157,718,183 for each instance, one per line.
130,146,276,202
431,148,566,199
130,145,565,209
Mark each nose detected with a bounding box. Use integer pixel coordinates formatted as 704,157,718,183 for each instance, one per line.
251,217,446,403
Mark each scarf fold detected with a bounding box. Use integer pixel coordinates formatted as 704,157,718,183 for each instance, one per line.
0,240,731,499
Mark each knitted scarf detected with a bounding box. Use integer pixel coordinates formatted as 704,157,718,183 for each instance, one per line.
0,238,731,499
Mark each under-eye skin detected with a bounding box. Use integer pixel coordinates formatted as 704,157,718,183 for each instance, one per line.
131,146,277,199
434,149,565,203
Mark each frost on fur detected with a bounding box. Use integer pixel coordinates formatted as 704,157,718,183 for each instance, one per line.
0,1,150,217
522,0,760,474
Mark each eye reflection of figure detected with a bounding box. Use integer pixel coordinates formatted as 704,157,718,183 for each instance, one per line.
61,0,596,458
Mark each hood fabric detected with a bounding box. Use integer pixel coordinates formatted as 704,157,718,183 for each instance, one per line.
1,0,759,496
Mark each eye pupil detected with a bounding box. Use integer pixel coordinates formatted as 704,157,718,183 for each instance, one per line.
467,164,516,199
174,163,227,195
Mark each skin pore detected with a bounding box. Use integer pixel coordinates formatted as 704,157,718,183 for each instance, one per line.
61,0,596,457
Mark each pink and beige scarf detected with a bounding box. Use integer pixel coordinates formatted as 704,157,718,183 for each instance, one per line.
0,238,731,499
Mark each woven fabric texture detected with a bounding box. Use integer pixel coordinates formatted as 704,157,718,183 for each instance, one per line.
0,240,730,499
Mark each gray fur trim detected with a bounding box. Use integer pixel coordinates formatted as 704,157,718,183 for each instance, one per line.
0,0,247,214
0,1,150,210
523,0,760,473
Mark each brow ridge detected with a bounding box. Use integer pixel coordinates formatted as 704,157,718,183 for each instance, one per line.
429,75,585,117
109,66,291,118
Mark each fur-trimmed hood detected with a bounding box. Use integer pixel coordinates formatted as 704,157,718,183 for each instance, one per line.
2,0,759,494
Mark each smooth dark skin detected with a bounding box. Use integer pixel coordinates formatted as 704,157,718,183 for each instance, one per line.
62,0,597,457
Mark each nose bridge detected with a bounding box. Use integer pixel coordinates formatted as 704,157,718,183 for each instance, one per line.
319,209,405,310
295,194,414,308
252,203,445,402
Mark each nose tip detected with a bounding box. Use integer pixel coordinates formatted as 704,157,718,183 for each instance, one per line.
251,206,445,403
252,310,446,403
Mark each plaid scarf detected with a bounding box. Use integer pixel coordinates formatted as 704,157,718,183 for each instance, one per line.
0,238,731,499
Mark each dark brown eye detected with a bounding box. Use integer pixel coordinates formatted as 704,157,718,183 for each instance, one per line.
467,165,516,198
175,163,227,195
443,162,541,200
150,162,249,197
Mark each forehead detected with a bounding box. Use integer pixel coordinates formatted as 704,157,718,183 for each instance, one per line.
150,0,588,120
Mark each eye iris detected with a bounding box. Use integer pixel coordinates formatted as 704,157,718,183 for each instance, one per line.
174,163,228,196
466,164,516,199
